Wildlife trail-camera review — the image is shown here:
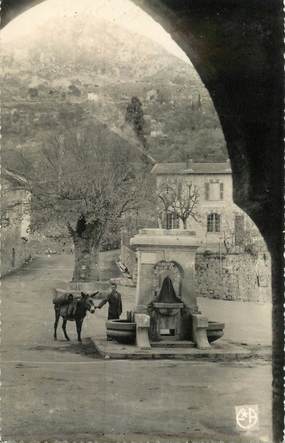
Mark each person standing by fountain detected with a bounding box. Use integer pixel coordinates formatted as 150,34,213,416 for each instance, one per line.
97,282,122,320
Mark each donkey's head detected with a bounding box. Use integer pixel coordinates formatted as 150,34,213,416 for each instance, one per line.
80,291,98,314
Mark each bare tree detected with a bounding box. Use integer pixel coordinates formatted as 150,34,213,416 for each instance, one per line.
12,127,146,282
157,178,200,229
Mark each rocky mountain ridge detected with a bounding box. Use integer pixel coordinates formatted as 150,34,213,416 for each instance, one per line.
2,16,227,166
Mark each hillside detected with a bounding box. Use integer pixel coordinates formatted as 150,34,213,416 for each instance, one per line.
1,15,227,168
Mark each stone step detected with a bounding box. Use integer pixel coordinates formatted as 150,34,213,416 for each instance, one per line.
90,336,272,361
151,340,195,348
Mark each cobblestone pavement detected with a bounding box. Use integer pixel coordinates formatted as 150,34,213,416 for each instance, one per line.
1,255,272,442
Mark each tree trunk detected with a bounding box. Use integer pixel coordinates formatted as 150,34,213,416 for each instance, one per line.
72,234,94,282
182,219,187,229
68,218,103,283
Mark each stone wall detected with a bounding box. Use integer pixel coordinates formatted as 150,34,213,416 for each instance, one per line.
28,236,73,255
121,240,271,303
195,252,271,303
1,225,31,277
120,244,137,281
1,183,31,277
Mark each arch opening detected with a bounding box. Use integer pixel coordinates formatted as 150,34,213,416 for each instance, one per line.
1,0,282,440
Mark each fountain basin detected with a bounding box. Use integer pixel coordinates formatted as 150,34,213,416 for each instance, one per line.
105,319,225,345
106,319,136,344
207,321,225,343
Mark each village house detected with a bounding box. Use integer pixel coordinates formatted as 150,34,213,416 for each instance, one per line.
120,159,271,303
1,168,31,277
151,159,262,251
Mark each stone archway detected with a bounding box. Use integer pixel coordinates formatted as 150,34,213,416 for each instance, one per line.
1,1,283,440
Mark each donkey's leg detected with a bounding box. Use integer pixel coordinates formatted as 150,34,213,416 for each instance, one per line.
76,318,83,342
54,309,60,340
62,318,70,341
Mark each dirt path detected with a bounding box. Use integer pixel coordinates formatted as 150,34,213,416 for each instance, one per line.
1,255,99,362
1,255,272,442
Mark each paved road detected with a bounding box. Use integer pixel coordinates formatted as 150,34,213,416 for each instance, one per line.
1,255,272,442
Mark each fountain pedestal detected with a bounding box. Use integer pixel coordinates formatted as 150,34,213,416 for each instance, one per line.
192,314,210,349
130,229,200,312
135,313,151,349
151,301,184,341
130,229,210,349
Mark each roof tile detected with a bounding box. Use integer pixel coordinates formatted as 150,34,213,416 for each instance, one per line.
151,161,231,175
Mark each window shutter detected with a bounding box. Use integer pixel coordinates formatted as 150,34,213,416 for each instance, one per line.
166,212,172,230
205,182,209,200
207,214,213,232
161,212,167,229
216,214,221,232
177,182,182,198
174,213,179,229
220,182,224,200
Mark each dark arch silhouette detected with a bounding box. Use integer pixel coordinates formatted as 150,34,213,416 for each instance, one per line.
1,1,283,440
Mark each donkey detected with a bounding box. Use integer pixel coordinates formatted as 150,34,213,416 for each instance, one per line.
54,292,98,342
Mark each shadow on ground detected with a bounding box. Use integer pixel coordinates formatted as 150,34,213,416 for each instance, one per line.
28,338,102,359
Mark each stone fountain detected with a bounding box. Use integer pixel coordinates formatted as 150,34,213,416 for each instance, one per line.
106,229,225,350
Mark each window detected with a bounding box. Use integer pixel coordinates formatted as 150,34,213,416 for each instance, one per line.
205,181,224,201
165,211,179,230
207,213,221,232
220,182,224,199
0,210,10,228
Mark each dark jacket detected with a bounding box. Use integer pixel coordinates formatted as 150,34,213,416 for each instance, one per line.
98,290,122,319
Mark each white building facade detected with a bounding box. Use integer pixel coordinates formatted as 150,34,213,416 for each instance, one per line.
1,169,31,276
152,160,262,251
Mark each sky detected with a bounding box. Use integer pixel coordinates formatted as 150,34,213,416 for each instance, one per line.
1,0,191,64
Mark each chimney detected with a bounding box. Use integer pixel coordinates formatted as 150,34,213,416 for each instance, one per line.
186,155,193,169
225,158,231,171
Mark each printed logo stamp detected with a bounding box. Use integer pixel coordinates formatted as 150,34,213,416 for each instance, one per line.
235,404,259,431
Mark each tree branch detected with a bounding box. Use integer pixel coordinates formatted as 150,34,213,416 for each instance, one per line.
67,222,75,237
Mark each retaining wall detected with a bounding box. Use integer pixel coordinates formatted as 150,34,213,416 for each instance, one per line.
120,242,271,302
195,252,271,303
1,227,31,277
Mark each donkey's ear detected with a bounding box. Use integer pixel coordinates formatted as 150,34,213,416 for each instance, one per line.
91,291,99,298
80,292,85,298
